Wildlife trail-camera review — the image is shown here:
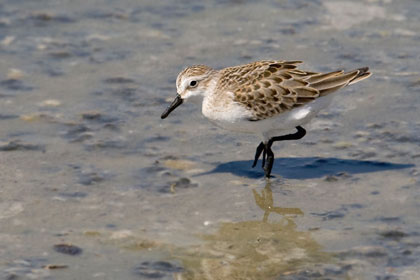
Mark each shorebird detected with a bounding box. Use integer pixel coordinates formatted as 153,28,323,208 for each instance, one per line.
161,60,371,177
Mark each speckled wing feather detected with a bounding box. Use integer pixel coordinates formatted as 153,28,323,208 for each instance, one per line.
218,60,371,121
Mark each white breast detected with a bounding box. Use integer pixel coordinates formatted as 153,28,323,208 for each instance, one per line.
202,94,252,123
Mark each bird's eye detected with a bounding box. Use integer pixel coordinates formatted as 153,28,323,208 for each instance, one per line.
189,80,198,87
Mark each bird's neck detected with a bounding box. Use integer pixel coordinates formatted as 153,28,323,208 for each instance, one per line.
201,71,220,99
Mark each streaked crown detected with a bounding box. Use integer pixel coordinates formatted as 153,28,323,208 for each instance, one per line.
176,65,215,100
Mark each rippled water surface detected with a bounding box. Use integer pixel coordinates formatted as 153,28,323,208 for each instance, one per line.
1,0,419,279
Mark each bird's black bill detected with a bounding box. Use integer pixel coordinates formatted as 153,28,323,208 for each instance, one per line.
161,94,183,119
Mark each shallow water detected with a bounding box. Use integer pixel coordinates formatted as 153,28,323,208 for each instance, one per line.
1,0,419,279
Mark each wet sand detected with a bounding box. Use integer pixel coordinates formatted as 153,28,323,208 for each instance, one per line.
1,0,419,279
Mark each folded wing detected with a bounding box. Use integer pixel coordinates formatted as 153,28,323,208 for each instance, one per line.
226,61,371,121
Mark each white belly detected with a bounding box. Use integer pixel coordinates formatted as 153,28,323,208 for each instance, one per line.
202,95,334,141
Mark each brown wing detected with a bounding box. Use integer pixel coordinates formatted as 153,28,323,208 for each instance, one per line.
222,61,371,121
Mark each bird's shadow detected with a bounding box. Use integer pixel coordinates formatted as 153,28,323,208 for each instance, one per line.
199,157,414,179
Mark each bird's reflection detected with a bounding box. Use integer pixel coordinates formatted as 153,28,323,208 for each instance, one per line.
171,181,330,280
252,180,303,222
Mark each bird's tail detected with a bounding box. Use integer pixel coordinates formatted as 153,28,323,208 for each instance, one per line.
307,67,371,96
348,67,371,85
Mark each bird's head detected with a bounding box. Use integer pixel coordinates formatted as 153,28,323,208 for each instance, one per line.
161,65,214,119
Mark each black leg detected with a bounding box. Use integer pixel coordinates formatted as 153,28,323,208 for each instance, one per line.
252,142,265,168
271,126,306,142
252,126,307,177
264,140,274,177
252,142,268,168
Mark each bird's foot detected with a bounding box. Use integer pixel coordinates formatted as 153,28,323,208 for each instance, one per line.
252,141,274,178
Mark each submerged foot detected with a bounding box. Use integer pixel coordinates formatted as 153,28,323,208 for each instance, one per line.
252,141,274,178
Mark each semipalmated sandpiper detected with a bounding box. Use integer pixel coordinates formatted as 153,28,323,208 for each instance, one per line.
161,60,371,177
